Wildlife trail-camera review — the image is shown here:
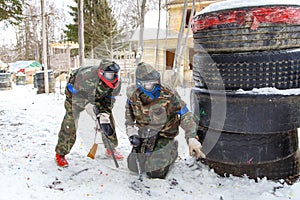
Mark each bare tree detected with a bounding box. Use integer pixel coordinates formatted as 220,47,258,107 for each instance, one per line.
15,4,40,61
171,0,188,89
78,0,84,66
162,0,169,83
179,0,195,69
89,20,128,59
108,0,158,41
4,1,66,63
155,0,162,69
135,0,147,65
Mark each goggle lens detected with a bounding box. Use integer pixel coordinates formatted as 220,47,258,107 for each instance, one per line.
104,72,116,80
138,80,159,91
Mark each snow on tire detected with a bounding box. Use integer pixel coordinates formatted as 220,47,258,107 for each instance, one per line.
193,5,300,53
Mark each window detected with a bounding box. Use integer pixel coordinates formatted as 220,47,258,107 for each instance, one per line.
185,9,195,28
166,49,175,70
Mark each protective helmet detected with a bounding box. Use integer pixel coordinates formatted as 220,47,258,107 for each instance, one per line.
135,62,161,99
98,59,120,89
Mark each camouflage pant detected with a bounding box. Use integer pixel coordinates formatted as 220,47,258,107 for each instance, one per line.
127,137,178,179
55,98,118,156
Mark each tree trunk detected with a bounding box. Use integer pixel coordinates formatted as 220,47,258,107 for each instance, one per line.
162,0,169,83
78,0,85,67
171,0,188,89
41,0,49,94
135,0,146,65
155,0,162,69
178,0,195,86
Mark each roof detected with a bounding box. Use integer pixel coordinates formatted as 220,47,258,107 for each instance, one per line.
167,0,217,6
50,41,79,49
9,60,42,73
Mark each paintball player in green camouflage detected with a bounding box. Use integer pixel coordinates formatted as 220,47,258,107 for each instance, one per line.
55,59,124,167
125,62,205,179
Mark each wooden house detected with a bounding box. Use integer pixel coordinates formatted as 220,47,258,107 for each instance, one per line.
130,0,221,86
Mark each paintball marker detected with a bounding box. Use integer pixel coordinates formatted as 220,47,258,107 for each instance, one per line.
135,148,143,181
92,106,119,168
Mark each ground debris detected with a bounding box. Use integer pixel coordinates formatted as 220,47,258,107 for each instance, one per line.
10,122,23,126
169,178,178,186
47,177,64,191
70,168,89,177
129,180,151,196
283,174,300,185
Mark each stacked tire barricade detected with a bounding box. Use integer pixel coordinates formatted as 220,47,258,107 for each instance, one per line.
191,0,300,180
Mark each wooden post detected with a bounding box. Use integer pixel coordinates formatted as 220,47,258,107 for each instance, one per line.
78,0,85,67
41,0,49,94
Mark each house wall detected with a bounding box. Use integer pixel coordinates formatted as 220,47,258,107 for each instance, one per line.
132,1,221,87
167,1,218,33
141,37,194,86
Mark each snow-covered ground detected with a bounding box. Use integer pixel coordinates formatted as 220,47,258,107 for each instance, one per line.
0,83,300,200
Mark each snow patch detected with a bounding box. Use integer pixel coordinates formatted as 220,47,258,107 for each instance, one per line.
196,0,300,15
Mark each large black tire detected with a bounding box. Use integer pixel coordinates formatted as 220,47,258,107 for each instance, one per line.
193,6,300,53
202,150,300,180
193,49,300,90
197,126,299,163
190,88,300,133
193,23,300,53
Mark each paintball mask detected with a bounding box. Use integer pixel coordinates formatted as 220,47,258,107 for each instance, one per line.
136,62,161,100
98,60,120,89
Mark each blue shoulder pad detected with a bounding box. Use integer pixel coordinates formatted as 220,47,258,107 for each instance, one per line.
178,105,189,116
67,83,78,94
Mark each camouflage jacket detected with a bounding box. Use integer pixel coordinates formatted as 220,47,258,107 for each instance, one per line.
66,65,121,114
125,84,197,143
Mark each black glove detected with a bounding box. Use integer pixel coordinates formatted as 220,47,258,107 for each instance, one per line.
129,135,141,148
100,123,114,137
93,106,114,137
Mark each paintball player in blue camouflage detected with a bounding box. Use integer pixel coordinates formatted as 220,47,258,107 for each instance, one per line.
125,62,205,179
55,59,124,167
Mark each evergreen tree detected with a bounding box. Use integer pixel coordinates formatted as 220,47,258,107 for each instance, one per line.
64,0,79,43
64,0,118,58
0,0,23,24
